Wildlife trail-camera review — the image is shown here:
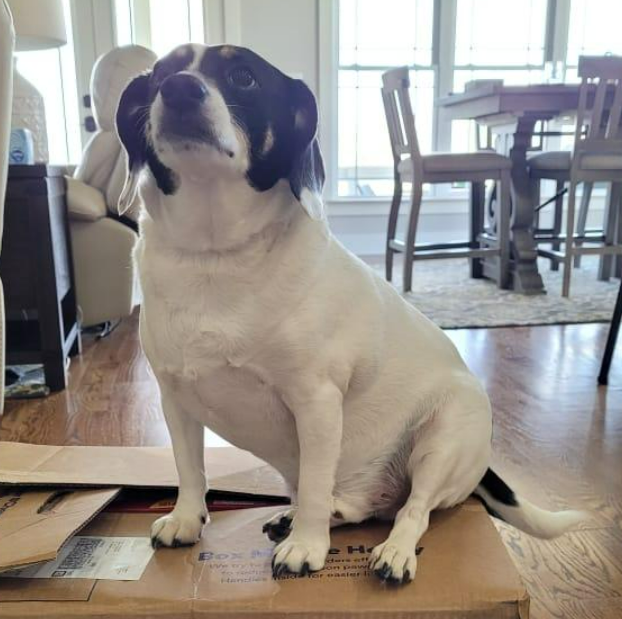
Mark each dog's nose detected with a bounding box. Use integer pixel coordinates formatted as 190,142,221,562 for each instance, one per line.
160,74,208,110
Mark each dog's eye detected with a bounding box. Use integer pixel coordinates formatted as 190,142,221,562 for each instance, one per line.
228,67,257,89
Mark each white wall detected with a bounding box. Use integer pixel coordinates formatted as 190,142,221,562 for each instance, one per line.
238,0,319,92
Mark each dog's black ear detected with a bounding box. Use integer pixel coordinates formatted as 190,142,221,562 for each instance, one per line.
116,72,151,214
288,79,325,219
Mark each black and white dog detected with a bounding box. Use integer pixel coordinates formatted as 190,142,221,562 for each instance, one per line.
116,44,585,584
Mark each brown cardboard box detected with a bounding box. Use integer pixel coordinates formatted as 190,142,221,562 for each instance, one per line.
0,489,120,572
0,444,288,573
0,442,288,497
0,443,528,617
0,500,529,618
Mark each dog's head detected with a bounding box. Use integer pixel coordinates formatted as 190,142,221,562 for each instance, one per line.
116,44,324,219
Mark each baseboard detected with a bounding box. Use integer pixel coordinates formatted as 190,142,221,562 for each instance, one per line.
327,198,608,256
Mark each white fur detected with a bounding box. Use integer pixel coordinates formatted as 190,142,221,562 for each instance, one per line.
474,487,588,539
131,65,583,581
136,160,493,574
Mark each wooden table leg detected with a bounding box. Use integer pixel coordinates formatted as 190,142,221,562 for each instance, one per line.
37,294,68,392
505,115,545,295
34,181,69,392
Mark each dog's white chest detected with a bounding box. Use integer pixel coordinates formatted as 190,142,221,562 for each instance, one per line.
139,276,297,467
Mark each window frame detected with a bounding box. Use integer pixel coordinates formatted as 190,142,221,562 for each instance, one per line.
320,0,577,203
112,0,207,55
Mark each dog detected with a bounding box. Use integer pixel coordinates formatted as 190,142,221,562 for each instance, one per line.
115,43,586,584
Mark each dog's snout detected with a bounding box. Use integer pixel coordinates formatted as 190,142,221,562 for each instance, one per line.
160,74,208,110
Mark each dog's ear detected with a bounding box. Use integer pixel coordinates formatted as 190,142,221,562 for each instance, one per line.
288,79,325,220
116,73,151,214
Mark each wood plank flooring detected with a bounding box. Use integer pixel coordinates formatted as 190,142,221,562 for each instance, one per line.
1,310,621,618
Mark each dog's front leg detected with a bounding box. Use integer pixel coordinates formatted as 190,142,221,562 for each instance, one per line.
151,392,208,548
272,385,343,577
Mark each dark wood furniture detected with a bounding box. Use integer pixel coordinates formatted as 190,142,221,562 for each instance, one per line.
0,165,81,391
599,278,622,385
438,82,617,295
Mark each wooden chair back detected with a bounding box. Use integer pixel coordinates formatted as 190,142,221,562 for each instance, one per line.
574,55,622,163
381,67,422,167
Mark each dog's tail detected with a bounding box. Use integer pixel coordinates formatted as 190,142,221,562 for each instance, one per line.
473,468,587,539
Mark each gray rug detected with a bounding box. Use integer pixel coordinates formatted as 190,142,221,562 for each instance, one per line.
370,257,619,329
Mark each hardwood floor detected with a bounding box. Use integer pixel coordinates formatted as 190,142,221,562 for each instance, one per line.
1,310,621,618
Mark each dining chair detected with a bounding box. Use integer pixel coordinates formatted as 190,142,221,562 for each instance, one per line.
598,277,622,385
528,55,622,297
382,67,511,293
529,135,589,272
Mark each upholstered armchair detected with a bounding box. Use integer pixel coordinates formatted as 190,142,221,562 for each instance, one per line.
0,0,15,413
67,45,156,327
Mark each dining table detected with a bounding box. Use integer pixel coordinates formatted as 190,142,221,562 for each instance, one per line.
438,81,614,295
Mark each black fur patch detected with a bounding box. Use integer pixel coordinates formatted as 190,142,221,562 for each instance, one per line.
479,468,518,507
198,45,324,197
116,46,199,197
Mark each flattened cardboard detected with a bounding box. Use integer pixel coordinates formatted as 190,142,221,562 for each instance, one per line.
0,489,120,572
0,500,530,618
0,443,288,498
0,444,288,575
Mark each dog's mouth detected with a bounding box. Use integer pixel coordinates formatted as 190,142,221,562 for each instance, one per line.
154,109,236,159
157,110,215,146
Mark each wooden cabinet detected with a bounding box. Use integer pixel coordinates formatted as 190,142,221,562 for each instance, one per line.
1,165,81,392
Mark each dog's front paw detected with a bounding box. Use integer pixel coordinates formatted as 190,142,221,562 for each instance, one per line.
369,541,417,585
150,507,207,548
262,508,295,542
272,531,329,578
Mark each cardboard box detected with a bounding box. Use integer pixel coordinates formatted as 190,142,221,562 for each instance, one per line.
0,442,289,498
0,443,528,617
0,501,529,618
0,488,120,572
0,444,288,573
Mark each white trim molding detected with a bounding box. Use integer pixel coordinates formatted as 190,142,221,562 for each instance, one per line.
318,0,339,200
328,197,607,256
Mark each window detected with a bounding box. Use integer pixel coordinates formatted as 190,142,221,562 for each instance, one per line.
15,0,81,164
336,0,549,198
114,0,134,47
333,0,622,200
566,0,622,80
451,0,548,152
337,0,434,197
114,0,205,57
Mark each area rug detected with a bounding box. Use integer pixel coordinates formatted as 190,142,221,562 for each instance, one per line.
369,256,619,329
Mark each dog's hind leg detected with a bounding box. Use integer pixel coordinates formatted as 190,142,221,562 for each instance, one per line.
370,380,492,585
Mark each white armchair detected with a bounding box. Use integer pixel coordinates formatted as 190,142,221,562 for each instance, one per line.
68,45,156,327
0,0,15,413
